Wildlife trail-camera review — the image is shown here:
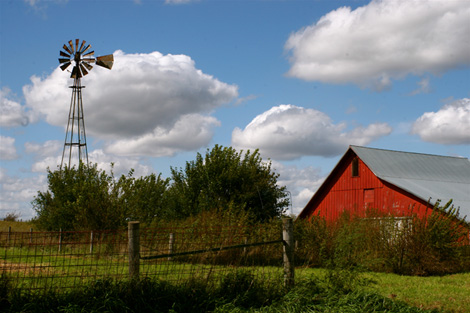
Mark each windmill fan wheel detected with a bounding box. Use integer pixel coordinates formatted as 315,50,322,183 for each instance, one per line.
59,39,114,78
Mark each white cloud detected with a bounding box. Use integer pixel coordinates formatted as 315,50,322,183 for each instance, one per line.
273,161,325,215
410,77,432,96
411,98,470,144
88,149,153,179
105,114,220,157
0,167,47,220
0,88,32,127
285,0,470,90
232,104,392,160
0,136,19,160
25,140,62,172
23,50,238,156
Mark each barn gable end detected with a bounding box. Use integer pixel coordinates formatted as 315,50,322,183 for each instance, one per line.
298,146,470,223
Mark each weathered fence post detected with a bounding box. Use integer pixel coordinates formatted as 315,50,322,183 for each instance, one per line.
282,217,295,288
90,231,94,255
8,226,11,245
128,221,140,280
30,228,33,244
168,232,174,261
59,228,63,252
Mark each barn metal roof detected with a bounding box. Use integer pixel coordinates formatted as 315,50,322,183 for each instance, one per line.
350,146,470,222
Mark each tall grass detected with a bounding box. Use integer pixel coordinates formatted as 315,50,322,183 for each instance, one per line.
1,269,438,313
295,202,470,275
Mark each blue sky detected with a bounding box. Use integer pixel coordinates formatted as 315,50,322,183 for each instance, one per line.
1,0,469,220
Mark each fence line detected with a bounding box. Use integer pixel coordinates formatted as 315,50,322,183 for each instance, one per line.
1,218,295,294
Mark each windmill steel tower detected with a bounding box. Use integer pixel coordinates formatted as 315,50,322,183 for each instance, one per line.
58,39,113,169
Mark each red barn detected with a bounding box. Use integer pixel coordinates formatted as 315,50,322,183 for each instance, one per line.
298,146,470,224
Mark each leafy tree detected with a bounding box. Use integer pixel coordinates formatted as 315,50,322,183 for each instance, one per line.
32,163,124,231
167,145,289,221
32,164,169,230
116,170,170,224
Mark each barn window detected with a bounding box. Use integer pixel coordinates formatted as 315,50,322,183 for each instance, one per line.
352,157,359,177
364,189,375,206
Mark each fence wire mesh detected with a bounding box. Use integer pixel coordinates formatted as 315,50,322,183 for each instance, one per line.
1,223,286,294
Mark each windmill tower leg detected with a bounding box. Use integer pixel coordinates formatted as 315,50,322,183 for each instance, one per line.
61,78,89,169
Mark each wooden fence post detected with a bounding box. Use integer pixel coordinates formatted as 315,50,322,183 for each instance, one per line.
30,228,33,244
59,228,62,252
168,232,174,261
128,221,140,280
8,226,11,245
90,231,94,255
282,217,295,288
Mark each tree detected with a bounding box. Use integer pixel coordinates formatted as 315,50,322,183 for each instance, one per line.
32,164,169,231
32,163,124,231
167,145,289,221
116,170,170,223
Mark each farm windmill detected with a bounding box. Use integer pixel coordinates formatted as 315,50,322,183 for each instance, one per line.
58,39,113,169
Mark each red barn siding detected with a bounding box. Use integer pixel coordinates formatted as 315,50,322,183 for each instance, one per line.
302,150,433,222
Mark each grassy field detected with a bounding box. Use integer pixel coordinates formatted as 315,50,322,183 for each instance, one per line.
2,221,469,312
0,220,34,232
368,271,470,313
296,268,470,313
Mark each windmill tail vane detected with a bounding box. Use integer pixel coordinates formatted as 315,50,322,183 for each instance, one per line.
58,39,113,169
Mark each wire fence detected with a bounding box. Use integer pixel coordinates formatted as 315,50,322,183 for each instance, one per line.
1,219,294,294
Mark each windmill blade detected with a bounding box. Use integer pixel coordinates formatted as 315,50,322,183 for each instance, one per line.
80,64,89,76
82,62,93,71
82,58,96,63
96,54,114,70
60,51,70,58
69,40,74,54
59,58,71,64
60,62,71,71
63,44,72,55
75,39,80,53
82,44,92,54
79,40,86,53
83,50,95,57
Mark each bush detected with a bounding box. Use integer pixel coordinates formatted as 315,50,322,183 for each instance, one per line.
295,201,470,275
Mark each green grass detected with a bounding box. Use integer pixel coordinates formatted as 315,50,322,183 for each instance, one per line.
366,271,470,313
295,268,470,313
2,271,439,313
0,220,34,232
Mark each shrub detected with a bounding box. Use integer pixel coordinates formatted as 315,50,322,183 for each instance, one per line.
295,201,470,275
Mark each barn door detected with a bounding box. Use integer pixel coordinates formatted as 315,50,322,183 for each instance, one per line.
364,189,375,207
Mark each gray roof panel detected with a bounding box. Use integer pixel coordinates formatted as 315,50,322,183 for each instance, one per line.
350,146,470,222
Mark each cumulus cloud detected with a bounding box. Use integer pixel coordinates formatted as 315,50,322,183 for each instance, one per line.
23,50,238,157
0,88,32,127
232,104,392,160
285,0,470,90
273,161,325,215
105,114,220,157
411,98,470,144
0,167,47,220
0,136,19,160
24,140,62,172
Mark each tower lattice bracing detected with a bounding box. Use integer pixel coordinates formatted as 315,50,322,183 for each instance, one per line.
61,78,89,169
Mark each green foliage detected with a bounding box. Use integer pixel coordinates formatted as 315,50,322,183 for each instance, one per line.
295,200,470,276
167,145,289,221
32,163,169,231
116,170,170,223
3,272,436,313
32,163,122,231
